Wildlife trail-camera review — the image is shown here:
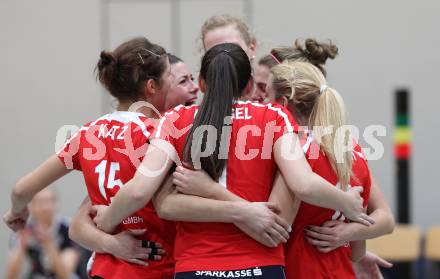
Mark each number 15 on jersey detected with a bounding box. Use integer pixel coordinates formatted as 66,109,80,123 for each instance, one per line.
94,160,123,201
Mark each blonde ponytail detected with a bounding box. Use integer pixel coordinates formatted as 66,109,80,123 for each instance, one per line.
270,61,353,190
310,86,352,190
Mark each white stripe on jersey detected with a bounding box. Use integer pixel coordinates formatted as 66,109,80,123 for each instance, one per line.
302,135,314,154
154,104,197,138
56,118,101,155
102,111,150,138
156,102,294,138
57,111,149,154
57,130,80,155
353,150,366,161
155,117,167,139
153,102,295,183
302,134,360,161
235,101,294,133
235,100,266,107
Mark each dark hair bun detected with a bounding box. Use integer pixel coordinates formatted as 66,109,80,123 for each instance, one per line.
98,51,116,71
96,37,167,103
97,51,117,92
305,38,338,65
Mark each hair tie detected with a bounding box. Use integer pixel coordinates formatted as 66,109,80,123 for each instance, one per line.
220,49,231,57
303,49,311,58
269,52,281,64
320,84,329,94
289,87,295,100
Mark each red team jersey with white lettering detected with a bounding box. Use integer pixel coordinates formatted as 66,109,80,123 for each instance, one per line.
153,101,299,272
284,136,371,279
57,111,175,279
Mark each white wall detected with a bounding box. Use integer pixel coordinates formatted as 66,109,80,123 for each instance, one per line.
1,0,439,275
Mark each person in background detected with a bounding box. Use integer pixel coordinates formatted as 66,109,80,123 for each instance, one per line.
6,188,80,279
200,14,256,61
200,14,257,100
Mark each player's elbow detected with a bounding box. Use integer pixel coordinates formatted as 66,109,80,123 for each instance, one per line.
351,251,365,263
128,177,152,206
293,182,313,201
130,189,150,208
68,220,80,243
384,211,396,235
155,199,174,220
12,179,32,202
154,193,178,221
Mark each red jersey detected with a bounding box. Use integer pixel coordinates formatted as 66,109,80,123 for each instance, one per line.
153,101,299,272
57,111,175,279
284,136,371,279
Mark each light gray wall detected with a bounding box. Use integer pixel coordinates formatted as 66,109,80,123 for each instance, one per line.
0,0,102,274
1,0,439,275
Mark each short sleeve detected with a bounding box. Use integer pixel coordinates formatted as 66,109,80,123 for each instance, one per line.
353,143,371,207
151,113,178,147
271,104,300,143
57,130,82,171
151,107,193,147
362,169,372,207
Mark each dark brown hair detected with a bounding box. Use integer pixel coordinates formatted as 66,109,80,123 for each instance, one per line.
96,37,167,102
167,53,183,65
270,38,338,76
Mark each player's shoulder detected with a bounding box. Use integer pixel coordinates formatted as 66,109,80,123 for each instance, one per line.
234,100,286,111
352,140,368,163
234,101,294,121
162,104,199,126
165,104,198,116
100,111,153,136
100,111,147,124
351,141,371,182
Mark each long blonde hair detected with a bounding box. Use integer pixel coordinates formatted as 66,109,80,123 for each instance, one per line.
270,62,352,189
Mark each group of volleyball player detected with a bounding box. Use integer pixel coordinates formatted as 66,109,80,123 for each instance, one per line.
4,14,395,279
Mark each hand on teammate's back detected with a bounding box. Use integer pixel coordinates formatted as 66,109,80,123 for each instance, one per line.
104,229,166,266
342,187,375,226
173,166,221,198
92,205,115,233
233,202,291,248
303,220,352,252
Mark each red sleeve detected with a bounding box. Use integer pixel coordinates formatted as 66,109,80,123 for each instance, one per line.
353,143,371,207
151,111,179,147
362,169,372,207
270,104,300,144
151,106,194,146
57,129,82,171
